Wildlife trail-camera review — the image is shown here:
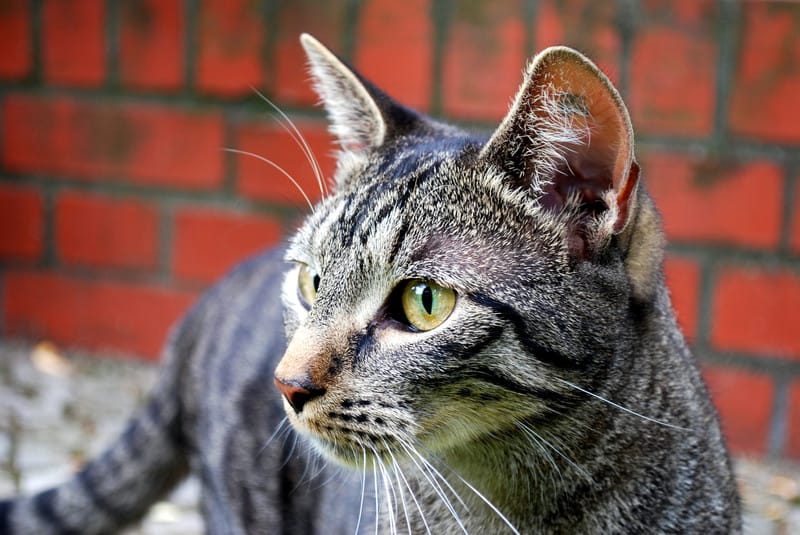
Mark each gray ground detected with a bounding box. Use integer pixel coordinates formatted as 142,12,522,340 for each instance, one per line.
1,341,798,534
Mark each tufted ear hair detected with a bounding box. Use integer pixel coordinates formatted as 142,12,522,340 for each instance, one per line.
481,47,640,253
300,33,420,153
482,46,664,299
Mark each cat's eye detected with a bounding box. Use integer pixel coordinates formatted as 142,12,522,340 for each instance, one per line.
297,264,321,306
399,280,456,332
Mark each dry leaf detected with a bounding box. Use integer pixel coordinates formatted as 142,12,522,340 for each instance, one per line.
769,475,800,501
31,341,72,377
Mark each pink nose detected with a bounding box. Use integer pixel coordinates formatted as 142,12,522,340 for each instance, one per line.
273,377,325,414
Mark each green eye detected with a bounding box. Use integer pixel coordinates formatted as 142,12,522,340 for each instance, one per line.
400,280,456,331
298,264,320,306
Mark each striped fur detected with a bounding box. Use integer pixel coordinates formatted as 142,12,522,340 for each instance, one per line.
0,35,741,534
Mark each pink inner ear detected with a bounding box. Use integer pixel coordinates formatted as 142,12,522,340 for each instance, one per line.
533,53,638,233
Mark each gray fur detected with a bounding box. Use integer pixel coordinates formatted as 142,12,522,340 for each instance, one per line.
0,35,740,534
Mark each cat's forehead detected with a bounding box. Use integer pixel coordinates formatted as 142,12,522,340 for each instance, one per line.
289,135,563,288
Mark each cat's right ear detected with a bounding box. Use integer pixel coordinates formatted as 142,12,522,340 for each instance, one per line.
300,33,386,152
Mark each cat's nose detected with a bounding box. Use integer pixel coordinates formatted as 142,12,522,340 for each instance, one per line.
274,377,325,414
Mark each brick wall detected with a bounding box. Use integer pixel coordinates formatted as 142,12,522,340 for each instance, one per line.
0,0,798,460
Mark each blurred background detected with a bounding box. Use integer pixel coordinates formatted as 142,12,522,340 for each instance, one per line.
0,0,798,469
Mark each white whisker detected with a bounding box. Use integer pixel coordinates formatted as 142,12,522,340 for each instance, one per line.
555,378,692,431
397,439,468,534
385,439,431,535
399,439,468,510
372,450,380,535
256,417,290,457
516,421,563,489
518,421,592,484
223,148,314,211
278,432,301,470
384,444,413,535
379,455,398,535
355,447,367,535
413,440,521,535
250,87,328,198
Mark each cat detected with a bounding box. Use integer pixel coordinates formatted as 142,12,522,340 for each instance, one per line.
0,33,741,534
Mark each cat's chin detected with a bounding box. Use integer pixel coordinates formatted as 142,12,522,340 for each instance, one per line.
307,436,362,468
300,426,418,471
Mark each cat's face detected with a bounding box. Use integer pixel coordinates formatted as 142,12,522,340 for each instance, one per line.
274,35,661,468
281,143,562,463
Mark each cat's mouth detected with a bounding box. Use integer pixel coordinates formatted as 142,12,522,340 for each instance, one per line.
300,422,403,467
286,402,417,468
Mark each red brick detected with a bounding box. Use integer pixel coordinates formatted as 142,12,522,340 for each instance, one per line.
533,0,620,85
55,192,159,271
629,0,718,137
442,1,525,121
173,208,282,284
273,1,347,106
0,0,32,80
792,180,800,254
196,0,265,97
119,0,184,91
663,256,700,341
703,366,773,456
644,153,783,249
711,268,800,360
0,184,43,261
235,120,335,207
2,95,224,189
354,0,433,111
42,0,106,87
3,270,196,359
788,381,800,459
729,3,800,144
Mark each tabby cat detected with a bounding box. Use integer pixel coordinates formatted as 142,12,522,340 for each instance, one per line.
1,34,741,534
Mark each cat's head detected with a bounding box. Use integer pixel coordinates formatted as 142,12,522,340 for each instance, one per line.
274,34,664,466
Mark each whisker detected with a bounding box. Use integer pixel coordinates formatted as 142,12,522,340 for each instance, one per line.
307,448,329,482
250,86,328,198
413,440,521,535
385,439,431,535
384,444,413,535
303,451,341,493
223,148,315,211
355,447,367,535
397,440,468,534
380,456,399,535
291,442,317,493
252,88,327,196
555,378,692,431
398,439,467,510
279,432,301,470
256,417,290,458
372,450,380,535
516,421,563,487
519,421,593,485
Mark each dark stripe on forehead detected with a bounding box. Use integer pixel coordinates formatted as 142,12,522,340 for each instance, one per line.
349,159,443,251
387,217,410,265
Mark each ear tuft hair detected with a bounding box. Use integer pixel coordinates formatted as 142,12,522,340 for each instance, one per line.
300,33,386,151
482,46,640,255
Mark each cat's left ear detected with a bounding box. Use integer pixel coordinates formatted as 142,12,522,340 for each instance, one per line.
481,46,639,248
300,34,385,151
301,33,419,153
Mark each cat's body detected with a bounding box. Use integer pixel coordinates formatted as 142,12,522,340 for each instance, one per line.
1,35,740,534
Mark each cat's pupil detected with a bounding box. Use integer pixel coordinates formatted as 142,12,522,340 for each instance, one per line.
313,274,320,291
421,285,433,315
